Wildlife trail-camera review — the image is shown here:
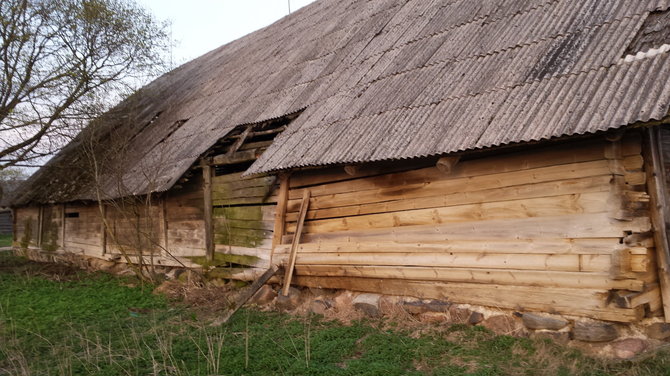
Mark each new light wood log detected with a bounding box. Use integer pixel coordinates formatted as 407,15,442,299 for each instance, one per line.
289,138,612,189
274,251,610,272
282,189,310,296
283,213,651,244
286,159,613,211
294,265,644,291
285,175,611,222
273,238,626,255
286,192,610,234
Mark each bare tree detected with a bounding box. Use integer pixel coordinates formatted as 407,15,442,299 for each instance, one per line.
0,0,170,170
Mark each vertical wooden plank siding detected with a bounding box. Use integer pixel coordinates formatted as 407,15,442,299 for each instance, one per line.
203,164,215,262
274,135,658,322
644,127,670,321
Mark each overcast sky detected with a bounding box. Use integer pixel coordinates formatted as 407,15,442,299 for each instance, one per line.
136,0,318,66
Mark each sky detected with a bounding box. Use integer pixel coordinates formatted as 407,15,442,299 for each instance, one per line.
136,0,318,66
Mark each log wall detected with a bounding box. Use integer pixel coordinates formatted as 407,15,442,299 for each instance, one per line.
274,134,661,322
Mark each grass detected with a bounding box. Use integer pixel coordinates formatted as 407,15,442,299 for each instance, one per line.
2,252,670,375
0,234,11,247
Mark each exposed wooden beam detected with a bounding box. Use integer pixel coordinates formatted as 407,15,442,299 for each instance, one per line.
643,126,670,322
226,126,252,156
210,148,264,166
436,156,460,174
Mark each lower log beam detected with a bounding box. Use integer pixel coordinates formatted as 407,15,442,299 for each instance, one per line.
293,276,645,323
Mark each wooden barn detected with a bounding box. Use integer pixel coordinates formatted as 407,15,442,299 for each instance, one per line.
10,0,670,324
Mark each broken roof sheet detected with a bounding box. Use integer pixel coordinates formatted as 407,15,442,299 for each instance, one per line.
13,0,670,205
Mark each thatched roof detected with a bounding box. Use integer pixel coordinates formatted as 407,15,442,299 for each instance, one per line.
13,0,670,205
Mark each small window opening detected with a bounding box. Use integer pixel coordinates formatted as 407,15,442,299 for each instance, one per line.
65,212,80,218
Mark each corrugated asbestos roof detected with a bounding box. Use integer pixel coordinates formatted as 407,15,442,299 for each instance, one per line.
13,0,670,205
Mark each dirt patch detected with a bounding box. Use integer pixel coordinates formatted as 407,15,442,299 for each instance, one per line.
0,251,82,281
153,280,243,321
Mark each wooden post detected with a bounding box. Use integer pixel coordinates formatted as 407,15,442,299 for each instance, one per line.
271,173,290,263
36,205,43,247
644,127,670,322
203,163,214,262
282,189,310,296
101,203,107,255
61,204,66,249
160,197,169,257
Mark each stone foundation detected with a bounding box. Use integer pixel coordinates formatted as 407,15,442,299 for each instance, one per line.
14,247,670,359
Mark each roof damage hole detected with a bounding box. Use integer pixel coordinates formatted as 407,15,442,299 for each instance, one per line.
623,9,670,57
201,111,301,177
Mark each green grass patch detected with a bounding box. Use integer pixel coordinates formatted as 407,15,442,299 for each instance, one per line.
2,253,670,375
0,233,12,247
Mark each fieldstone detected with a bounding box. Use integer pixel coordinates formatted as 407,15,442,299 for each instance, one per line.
481,315,523,335
333,290,354,305
448,306,473,324
468,312,485,325
309,299,333,315
308,287,331,297
402,301,429,315
646,322,670,340
353,293,382,317
612,338,648,359
530,330,571,345
522,313,569,331
275,287,301,311
572,321,618,342
250,285,277,305
425,300,451,313
418,312,448,323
